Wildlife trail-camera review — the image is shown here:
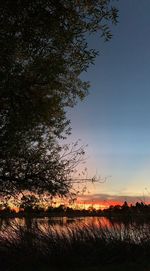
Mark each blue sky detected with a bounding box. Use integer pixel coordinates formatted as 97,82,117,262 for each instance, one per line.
67,0,150,198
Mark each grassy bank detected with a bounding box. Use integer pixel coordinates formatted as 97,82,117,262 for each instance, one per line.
0,219,150,270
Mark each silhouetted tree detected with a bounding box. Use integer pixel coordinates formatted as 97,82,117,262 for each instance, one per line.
0,1,118,141
0,0,118,197
0,140,85,197
20,195,38,212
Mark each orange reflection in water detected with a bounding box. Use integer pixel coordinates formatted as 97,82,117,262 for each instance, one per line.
0,216,115,239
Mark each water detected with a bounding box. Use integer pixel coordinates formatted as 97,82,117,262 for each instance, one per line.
0,216,114,241
0,216,150,243
0,216,109,233
0,216,112,231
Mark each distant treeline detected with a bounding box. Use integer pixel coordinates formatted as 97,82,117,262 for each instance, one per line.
102,201,150,218
0,200,150,218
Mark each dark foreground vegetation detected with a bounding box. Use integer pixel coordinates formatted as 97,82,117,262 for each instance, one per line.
0,219,150,271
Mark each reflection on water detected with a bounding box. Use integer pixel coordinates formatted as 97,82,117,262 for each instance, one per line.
0,216,150,243
0,217,113,241
0,216,111,231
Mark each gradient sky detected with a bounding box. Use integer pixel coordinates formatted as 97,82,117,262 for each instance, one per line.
67,0,150,201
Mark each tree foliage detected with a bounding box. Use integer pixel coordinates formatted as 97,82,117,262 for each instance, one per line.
0,138,86,197
0,0,118,142
0,0,118,197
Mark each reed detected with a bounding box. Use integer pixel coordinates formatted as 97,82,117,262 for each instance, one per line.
0,219,150,270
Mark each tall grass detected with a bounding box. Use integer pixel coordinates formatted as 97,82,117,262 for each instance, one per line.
0,219,150,270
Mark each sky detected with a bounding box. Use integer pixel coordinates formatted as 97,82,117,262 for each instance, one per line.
67,0,150,204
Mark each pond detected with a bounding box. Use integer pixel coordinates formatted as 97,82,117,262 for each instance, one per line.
0,216,150,243
0,216,149,271
0,216,111,232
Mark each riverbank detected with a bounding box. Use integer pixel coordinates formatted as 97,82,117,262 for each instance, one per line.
34,262,150,271
0,218,150,271
21,261,150,271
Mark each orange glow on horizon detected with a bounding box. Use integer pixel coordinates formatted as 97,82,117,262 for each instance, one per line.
4,195,150,212
75,200,123,210
74,199,150,210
